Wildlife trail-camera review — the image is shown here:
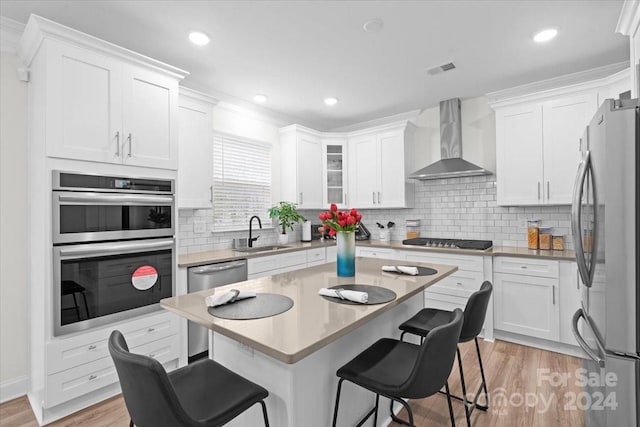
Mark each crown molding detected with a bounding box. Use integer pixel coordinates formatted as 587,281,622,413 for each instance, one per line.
179,86,219,106
19,14,188,79
616,0,640,36
330,109,421,133
487,62,629,107
0,16,25,53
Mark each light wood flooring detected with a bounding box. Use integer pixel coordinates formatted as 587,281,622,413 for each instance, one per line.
0,339,583,427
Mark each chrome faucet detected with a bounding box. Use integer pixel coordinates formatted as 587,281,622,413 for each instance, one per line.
249,216,262,248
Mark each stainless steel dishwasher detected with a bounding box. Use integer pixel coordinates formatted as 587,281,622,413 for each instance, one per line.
187,259,248,361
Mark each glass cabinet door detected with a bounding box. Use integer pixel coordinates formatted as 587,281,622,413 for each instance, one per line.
323,141,347,207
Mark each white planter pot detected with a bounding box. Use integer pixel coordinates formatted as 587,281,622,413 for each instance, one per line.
278,234,289,245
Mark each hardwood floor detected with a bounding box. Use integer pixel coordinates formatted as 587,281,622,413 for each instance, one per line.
0,339,584,427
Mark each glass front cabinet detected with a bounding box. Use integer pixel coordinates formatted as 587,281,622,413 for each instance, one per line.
322,136,348,208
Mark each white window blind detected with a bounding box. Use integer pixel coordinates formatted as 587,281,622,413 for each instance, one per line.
212,133,272,231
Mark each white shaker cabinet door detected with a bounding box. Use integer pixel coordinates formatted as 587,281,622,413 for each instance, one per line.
46,42,123,163
348,133,378,208
495,103,544,205
378,130,406,207
122,65,178,169
296,133,323,209
542,92,597,204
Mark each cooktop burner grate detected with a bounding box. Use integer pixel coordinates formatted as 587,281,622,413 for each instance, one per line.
401,238,493,250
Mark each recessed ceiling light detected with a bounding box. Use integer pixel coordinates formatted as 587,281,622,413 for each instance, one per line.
533,28,558,43
253,94,268,103
188,31,210,46
363,18,384,33
324,97,338,106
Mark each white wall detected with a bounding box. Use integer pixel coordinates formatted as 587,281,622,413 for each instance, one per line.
0,49,29,399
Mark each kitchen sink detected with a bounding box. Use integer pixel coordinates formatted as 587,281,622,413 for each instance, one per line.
233,245,291,253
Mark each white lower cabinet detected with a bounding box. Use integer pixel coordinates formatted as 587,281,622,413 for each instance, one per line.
494,257,560,341
306,247,326,267
45,311,180,407
356,246,402,260
558,261,581,346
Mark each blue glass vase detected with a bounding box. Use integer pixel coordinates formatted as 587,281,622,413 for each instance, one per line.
336,231,356,277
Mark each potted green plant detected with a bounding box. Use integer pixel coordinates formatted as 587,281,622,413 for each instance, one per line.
268,201,305,244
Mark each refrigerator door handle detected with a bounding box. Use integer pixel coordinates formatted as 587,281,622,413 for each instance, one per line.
572,151,597,287
572,308,605,368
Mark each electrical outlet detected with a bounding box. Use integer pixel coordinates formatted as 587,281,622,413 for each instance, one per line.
194,222,206,233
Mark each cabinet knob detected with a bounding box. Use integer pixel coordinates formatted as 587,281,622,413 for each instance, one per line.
520,265,528,269
148,327,155,333
88,375,97,381
456,282,463,286
88,345,97,350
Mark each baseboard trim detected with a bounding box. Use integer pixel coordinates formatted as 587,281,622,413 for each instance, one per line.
0,375,28,404
494,330,584,358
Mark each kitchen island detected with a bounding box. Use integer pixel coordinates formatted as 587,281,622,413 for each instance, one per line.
161,257,457,427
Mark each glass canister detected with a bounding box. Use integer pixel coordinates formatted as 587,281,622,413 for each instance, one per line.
552,235,565,251
527,220,540,250
405,219,420,239
539,227,552,250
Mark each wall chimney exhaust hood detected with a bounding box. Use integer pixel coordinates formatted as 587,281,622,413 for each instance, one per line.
409,98,492,180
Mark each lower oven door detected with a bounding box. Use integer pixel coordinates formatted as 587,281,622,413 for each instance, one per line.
53,238,175,336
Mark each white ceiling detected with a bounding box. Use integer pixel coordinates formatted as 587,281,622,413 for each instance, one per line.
0,0,629,130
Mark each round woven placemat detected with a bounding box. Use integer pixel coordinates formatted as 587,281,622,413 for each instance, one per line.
320,284,397,305
208,293,293,320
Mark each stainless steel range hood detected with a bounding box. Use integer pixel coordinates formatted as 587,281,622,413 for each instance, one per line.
409,98,491,180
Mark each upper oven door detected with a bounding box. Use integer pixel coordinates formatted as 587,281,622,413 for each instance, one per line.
53,191,174,244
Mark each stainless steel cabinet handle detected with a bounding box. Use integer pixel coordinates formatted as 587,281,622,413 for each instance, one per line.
377,192,381,204
58,192,173,205
537,182,541,200
209,185,213,203
148,328,155,333
552,285,555,305
299,192,303,204
547,181,550,199
59,238,174,258
115,132,120,157
127,133,132,157
372,192,376,204
520,265,527,269
88,375,97,381
88,345,96,350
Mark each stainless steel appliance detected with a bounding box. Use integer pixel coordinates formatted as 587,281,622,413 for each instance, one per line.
187,260,248,361
402,237,493,250
355,223,371,241
571,98,639,427
52,171,176,336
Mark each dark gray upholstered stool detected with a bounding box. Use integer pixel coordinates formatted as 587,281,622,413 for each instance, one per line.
399,281,493,427
109,330,270,427
332,308,464,427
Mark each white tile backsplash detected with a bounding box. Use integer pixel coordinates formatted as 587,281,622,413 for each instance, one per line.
178,175,573,254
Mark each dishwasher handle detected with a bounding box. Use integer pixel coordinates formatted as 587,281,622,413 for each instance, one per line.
191,260,247,275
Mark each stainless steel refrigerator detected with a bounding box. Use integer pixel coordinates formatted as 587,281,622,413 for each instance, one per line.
571,98,639,426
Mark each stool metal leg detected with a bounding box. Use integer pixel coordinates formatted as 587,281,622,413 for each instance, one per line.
372,394,379,427
332,378,344,427
444,381,456,427
389,398,414,427
71,293,81,320
259,400,270,427
81,291,90,319
475,337,489,409
456,347,472,427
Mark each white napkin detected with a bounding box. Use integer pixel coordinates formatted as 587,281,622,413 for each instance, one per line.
318,288,369,304
205,289,256,307
382,265,419,276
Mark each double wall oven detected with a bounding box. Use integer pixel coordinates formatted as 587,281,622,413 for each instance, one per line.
52,171,175,336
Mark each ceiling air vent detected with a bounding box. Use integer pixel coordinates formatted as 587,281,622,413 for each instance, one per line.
426,62,456,76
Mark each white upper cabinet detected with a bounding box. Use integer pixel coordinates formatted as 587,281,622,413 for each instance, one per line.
279,125,323,209
20,15,187,169
178,89,217,209
321,135,348,208
348,122,415,209
491,66,629,206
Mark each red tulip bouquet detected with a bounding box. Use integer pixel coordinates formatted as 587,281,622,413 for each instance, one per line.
318,204,362,236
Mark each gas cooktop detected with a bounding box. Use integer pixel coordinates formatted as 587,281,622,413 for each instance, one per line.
402,238,493,250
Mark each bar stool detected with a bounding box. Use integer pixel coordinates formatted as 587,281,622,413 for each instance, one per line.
398,281,493,427
109,330,270,427
332,308,464,427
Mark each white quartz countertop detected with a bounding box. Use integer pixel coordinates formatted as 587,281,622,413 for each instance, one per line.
161,257,457,364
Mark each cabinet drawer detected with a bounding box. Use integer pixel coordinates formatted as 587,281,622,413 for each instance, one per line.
404,251,483,272
306,247,326,265
46,334,179,407
427,270,484,298
494,257,559,278
424,292,468,312
356,247,397,259
279,251,308,269
247,254,279,275
47,312,178,374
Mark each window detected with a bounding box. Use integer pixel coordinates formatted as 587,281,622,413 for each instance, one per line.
212,133,272,231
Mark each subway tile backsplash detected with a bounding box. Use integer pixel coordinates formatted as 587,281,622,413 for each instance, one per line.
178,175,573,254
